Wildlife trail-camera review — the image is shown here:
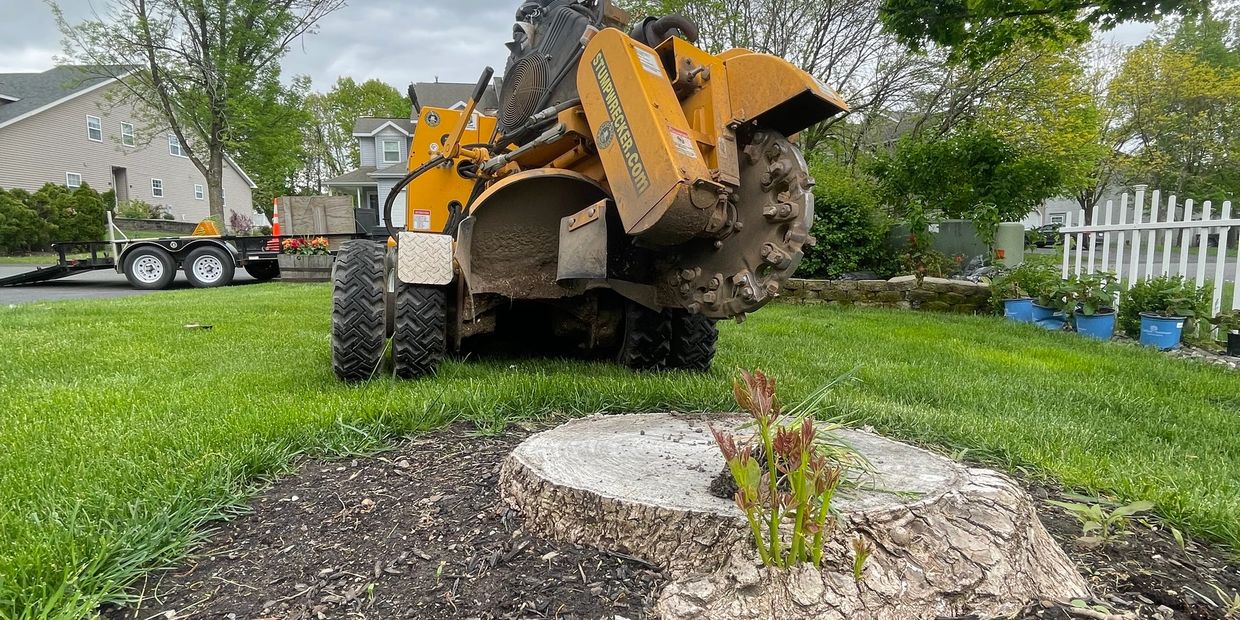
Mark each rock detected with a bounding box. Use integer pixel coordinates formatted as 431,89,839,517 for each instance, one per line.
500,414,1090,620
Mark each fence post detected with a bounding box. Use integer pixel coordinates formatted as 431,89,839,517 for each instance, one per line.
1196,201,1212,290
1178,199,1194,278
1161,194,1176,277
1087,202,1101,274
1128,185,1146,288
1116,192,1129,285
1144,189,1160,280
1101,199,1114,273
1213,201,1232,321
1061,210,1073,279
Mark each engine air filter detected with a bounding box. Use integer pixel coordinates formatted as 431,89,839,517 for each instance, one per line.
500,53,550,132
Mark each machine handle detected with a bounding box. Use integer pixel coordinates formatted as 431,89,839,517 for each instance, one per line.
470,67,494,106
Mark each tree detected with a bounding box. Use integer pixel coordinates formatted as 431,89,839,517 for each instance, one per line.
52,0,344,227
878,0,1208,64
231,76,313,216
1110,40,1240,199
870,127,1063,224
294,77,410,195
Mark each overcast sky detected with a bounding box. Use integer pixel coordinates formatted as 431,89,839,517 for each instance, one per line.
0,0,1157,90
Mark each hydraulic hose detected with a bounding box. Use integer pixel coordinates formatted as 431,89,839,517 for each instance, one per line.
383,155,448,241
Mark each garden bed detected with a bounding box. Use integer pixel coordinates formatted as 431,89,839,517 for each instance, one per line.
103,425,1239,620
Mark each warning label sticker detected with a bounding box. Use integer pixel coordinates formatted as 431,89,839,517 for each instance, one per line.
634,47,663,77
668,126,698,159
413,209,432,231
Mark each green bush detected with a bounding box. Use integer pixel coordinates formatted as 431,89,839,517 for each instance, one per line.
988,259,1059,312
116,199,167,220
28,183,107,243
0,189,51,254
796,162,896,279
1118,277,1213,337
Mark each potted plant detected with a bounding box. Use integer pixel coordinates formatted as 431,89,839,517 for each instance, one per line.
1211,312,1240,356
1061,274,1120,341
277,236,333,282
1032,278,1072,331
989,268,1034,323
1120,277,1210,350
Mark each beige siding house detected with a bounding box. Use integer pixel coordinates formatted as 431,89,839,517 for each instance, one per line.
0,66,255,223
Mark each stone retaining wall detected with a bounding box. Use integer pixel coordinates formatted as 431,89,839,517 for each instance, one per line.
781,276,991,314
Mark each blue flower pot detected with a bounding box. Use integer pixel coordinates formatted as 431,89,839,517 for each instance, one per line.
1032,303,1066,331
1140,313,1186,350
1003,298,1034,323
1074,310,1116,341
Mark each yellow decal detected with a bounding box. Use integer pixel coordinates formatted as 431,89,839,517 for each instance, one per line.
592,51,651,195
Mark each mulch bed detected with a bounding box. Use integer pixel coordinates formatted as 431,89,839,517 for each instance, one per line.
104,425,1238,620
103,425,660,620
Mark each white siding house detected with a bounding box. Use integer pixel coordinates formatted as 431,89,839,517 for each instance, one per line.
0,66,255,222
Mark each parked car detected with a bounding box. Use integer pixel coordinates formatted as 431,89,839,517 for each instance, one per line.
1034,224,1061,248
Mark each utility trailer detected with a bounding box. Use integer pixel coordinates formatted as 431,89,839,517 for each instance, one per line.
0,213,367,290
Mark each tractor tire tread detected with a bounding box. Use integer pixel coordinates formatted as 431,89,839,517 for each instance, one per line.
668,311,718,372
331,240,387,382
392,284,447,379
618,302,671,371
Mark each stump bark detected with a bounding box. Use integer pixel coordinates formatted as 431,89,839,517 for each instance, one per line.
500,413,1090,619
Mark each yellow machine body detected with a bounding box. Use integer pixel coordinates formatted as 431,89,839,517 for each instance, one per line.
403,106,497,234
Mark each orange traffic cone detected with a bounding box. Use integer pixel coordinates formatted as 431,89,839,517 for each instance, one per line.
266,198,282,252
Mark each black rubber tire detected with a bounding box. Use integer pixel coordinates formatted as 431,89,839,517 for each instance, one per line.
667,310,718,372
617,301,671,371
392,283,447,379
122,246,176,290
331,240,388,382
183,245,236,288
243,260,280,281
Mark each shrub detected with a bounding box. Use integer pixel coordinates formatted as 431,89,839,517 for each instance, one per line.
1117,277,1213,337
796,162,896,279
0,189,51,254
116,199,168,220
55,185,107,242
228,210,255,235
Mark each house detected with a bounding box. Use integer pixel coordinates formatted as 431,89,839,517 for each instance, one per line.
326,80,500,231
0,65,256,222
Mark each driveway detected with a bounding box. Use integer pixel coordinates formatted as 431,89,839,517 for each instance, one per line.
0,264,256,304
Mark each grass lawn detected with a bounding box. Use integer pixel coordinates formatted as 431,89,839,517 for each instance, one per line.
1,286,1238,618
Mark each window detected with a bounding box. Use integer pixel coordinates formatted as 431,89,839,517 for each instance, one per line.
1049,213,1066,225
381,139,401,164
168,134,185,157
66,172,82,188
194,184,204,200
151,178,164,198
86,115,102,142
120,123,135,147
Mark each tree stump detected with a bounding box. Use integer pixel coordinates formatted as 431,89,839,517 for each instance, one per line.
499,413,1090,619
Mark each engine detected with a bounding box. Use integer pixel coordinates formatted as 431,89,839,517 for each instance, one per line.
498,0,604,139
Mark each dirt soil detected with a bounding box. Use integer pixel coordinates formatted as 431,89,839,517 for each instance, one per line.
103,425,660,620
104,426,1239,620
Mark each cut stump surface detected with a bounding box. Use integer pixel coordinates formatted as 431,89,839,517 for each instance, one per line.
500,413,1090,619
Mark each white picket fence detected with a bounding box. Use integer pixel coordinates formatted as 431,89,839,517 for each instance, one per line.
1057,185,1239,319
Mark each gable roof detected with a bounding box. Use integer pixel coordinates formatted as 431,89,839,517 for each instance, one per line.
0,65,257,190
352,117,414,137
0,65,136,127
413,80,501,113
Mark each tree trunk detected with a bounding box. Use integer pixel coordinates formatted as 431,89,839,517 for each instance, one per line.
208,150,226,227
501,413,1091,620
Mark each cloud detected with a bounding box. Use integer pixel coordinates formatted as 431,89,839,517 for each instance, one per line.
0,0,514,89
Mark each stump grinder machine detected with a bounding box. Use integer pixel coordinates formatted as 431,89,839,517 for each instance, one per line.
330,0,848,381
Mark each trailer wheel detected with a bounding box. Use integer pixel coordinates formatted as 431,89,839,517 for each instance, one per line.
617,301,671,371
122,246,176,290
667,310,718,372
391,283,447,379
243,261,280,281
183,246,236,288
332,240,387,382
